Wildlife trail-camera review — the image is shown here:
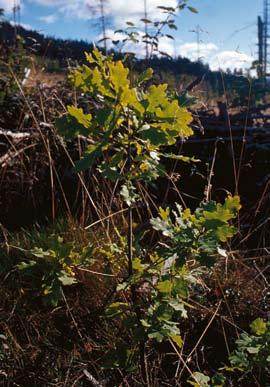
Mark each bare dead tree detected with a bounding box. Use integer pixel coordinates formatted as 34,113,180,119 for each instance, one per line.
87,0,109,54
143,0,149,60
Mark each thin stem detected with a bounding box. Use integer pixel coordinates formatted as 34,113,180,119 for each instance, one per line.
127,141,133,277
126,130,149,386
128,204,133,277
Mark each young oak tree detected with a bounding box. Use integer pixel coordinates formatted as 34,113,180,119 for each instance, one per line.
56,48,240,384
112,1,198,60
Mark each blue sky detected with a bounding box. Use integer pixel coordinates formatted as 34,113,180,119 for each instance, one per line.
0,0,262,70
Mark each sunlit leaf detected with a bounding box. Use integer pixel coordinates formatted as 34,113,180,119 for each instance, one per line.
250,318,267,336
170,334,183,348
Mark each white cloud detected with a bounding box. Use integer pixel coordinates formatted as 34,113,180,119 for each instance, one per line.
178,42,218,62
9,0,253,71
175,42,253,71
29,0,69,5
209,50,253,71
10,20,32,30
39,14,58,23
105,0,178,27
99,32,253,72
29,0,178,24
0,0,19,13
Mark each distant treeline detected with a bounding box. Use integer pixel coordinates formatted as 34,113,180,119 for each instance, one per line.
0,21,264,102
0,21,94,63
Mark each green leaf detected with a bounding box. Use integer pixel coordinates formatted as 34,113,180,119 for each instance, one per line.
148,331,164,342
132,258,144,272
250,318,267,336
116,282,129,291
168,23,177,30
224,195,241,213
140,127,169,146
58,271,77,286
170,334,183,348
56,114,90,139
105,302,129,318
120,183,138,206
137,68,153,85
246,346,259,354
67,106,92,127
188,372,210,387
17,260,37,270
211,373,227,386
140,18,152,24
157,6,176,12
165,34,175,40
74,144,102,172
169,300,187,318
150,216,173,237
85,51,95,63
163,153,200,163
172,278,189,299
216,225,236,242
99,164,121,181
155,304,174,321
187,6,198,13
56,105,92,139
109,60,130,93
156,280,172,294
30,247,52,258
159,207,170,221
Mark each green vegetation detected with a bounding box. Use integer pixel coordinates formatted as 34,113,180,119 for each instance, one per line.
189,318,270,386
229,318,270,375
53,48,246,384
0,8,269,386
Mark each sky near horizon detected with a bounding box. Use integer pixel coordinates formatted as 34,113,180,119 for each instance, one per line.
0,0,262,71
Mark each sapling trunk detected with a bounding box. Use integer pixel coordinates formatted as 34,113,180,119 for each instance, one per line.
127,138,150,386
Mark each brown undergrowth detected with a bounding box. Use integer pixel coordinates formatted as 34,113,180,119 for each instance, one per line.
0,215,268,386
0,55,269,386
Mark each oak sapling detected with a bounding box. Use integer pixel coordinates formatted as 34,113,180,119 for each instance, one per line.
57,48,241,382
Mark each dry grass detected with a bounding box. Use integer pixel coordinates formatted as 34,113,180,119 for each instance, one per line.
0,57,269,386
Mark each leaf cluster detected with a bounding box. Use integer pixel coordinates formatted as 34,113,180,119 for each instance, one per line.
151,196,241,267
106,196,241,358
188,371,226,387
229,318,270,372
17,234,94,306
57,48,193,187
189,318,270,386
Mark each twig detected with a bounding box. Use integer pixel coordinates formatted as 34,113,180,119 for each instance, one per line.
85,207,129,230
176,301,222,382
78,267,115,277
0,143,37,167
0,129,31,139
61,288,83,340
83,370,104,387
